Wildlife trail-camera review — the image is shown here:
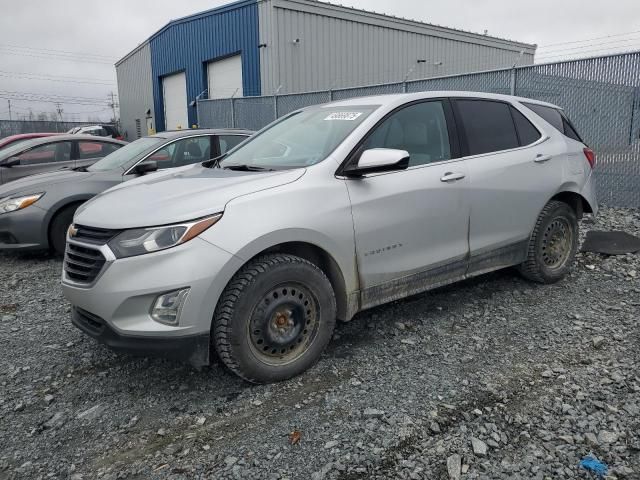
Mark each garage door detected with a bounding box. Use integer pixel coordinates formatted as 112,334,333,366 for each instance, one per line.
207,55,243,99
162,72,188,130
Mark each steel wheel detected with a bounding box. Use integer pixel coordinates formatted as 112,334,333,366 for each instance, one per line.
214,254,336,383
248,283,320,365
541,218,573,269
519,200,579,284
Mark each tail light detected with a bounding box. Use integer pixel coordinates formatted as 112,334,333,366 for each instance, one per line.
583,147,596,169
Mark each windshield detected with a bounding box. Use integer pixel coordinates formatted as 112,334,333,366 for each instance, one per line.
220,106,377,169
0,138,34,156
88,137,164,172
0,138,42,160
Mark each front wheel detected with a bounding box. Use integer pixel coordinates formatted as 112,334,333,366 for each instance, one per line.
519,200,578,283
213,254,337,383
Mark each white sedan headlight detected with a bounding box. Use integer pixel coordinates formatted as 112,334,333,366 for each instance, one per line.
0,193,44,215
106,214,222,258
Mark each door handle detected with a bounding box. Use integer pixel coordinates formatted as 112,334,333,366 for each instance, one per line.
534,154,552,163
440,172,465,182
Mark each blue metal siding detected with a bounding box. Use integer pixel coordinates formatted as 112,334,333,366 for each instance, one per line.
150,0,260,131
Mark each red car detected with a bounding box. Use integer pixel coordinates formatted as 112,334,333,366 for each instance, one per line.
0,133,62,153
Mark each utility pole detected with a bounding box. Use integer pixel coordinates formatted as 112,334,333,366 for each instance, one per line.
55,103,63,120
7,100,11,121
54,103,63,131
108,92,118,124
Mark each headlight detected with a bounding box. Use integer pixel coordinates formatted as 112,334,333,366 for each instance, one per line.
107,214,222,258
0,193,44,215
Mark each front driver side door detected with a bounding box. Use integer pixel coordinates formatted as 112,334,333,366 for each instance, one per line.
344,99,470,310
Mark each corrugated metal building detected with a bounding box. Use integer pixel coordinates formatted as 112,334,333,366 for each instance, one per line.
116,0,536,136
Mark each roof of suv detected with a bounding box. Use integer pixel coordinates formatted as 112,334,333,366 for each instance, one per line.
322,91,562,110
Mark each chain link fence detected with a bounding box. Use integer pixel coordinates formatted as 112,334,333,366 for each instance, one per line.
0,120,99,139
196,51,640,207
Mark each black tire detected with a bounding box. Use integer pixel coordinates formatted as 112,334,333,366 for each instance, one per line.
49,204,80,256
213,254,337,384
519,200,578,284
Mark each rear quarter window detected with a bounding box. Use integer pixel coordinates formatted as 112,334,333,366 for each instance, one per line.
523,102,583,142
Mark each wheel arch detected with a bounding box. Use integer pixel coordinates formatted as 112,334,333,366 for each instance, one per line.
549,189,593,218
43,197,92,248
242,241,352,321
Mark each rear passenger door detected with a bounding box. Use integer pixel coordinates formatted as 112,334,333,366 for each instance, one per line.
452,99,562,273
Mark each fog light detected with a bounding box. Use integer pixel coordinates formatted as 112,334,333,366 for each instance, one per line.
150,288,190,325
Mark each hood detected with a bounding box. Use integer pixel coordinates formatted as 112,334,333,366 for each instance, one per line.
74,165,305,229
0,169,93,198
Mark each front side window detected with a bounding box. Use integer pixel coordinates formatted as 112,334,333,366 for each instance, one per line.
14,141,72,165
220,106,376,170
456,100,519,156
361,101,451,167
147,136,212,169
88,137,164,172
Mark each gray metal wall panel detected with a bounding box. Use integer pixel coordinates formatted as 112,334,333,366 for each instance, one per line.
115,43,154,140
258,0,535,95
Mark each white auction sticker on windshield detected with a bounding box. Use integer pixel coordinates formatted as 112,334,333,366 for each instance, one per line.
324,112,363,121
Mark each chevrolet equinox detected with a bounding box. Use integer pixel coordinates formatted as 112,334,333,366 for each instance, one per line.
62,91,597,383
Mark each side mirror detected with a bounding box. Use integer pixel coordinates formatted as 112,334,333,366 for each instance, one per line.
343,148,410,177
134,160,158,175
0,157,20,168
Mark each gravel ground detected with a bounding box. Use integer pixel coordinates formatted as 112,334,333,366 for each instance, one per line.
0,207,638,480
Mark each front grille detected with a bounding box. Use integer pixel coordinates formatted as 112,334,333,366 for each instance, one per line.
72,224,119,245
64,243,106,284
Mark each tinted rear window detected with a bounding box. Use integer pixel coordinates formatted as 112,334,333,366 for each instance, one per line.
456,100,519,156
523,102,583,142
510,107,541,146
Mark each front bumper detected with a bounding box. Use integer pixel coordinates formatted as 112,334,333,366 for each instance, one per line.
72,306,211,366
0,205,48,251
62,236,245,366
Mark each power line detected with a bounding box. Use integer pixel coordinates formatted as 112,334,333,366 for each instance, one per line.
537,30,640,49
0,48,114,65
0,43,116,60
536,43,640,61
0,70,115,86
536,38,640,58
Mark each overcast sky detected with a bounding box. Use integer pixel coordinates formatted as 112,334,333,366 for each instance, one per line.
1,0,639,122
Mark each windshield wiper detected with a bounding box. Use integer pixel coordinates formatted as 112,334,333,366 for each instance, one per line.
223,164,274,172
72,166,89,172
202,153,227,169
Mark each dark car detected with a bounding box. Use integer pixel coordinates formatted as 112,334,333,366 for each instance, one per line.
0,129,251,254
0,135,127,185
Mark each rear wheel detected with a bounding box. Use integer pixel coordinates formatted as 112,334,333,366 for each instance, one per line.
213,254,336,383
49,204,80,256
519,200,578,283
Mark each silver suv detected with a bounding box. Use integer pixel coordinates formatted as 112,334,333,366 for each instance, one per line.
62,91,597,384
